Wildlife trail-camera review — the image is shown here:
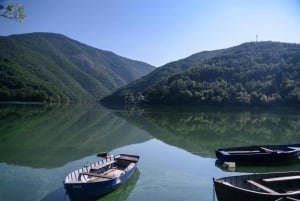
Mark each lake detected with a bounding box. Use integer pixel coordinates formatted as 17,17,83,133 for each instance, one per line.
0,103,300,201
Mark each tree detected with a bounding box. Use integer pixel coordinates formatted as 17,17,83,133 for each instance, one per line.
0,1,24,22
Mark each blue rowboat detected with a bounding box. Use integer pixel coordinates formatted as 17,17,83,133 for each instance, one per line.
64,153,140,201
213,171,300,201
215,144,300,164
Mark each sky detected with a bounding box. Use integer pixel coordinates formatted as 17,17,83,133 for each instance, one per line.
1,0,300,67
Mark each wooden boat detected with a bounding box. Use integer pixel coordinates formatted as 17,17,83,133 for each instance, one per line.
213,171,300,201
215,144,300,164
64,153,140,201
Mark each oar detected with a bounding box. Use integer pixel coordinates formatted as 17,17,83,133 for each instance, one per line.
97,152,109,158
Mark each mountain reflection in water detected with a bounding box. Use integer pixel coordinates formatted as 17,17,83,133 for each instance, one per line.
1,104,300,201
0,104,151,168
117,106,300,158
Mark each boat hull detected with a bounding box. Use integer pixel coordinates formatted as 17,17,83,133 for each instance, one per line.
214,171,300,201
214,179,293,201
65,165,137,201
215,144,300,164
64,154,139,201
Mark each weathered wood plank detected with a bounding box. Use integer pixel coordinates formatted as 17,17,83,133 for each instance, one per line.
117,155,139,162
80,172,115,179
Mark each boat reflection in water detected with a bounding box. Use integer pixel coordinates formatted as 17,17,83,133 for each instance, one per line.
215,157,300,174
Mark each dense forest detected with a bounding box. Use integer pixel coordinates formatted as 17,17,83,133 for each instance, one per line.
0,32,154,103
101,49,224,104
103,42,300,107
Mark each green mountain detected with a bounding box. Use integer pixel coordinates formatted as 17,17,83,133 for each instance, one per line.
102,41,300,107
0,32,155,103
101,49,223,104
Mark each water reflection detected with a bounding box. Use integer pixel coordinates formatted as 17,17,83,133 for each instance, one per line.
214,158,300,173
39,187,67,201
117,106,300,158
0,104,151,168
98,169,140,201
1,104,300,201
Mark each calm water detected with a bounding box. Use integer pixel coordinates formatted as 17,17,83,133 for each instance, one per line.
0,104,300,201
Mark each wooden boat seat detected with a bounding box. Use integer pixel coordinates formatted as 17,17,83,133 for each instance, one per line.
80,172,115,179
246,180,279,194
117,155,139,162
263,175,300,182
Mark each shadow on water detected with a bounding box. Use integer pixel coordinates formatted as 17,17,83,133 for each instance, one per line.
0,104,151,168
41,169,140,201
97,169,140,201
116,106,300,158
214,158,300,173
40,187,68,201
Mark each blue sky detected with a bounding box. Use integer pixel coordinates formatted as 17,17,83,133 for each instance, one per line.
1,0,300,66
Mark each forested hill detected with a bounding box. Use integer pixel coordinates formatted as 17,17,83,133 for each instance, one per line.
102,41,300,107
101,49,224,104
144,42,300,106
0,32,155,103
